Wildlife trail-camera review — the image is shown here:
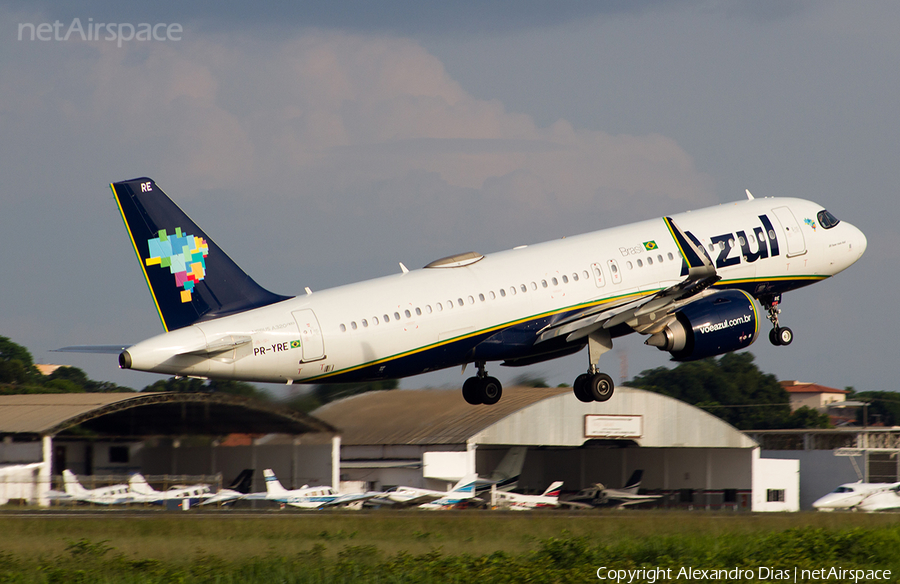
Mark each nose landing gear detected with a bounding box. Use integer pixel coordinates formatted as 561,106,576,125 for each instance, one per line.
762,295,793,346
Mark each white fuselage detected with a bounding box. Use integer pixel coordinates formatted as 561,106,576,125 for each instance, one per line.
813,482,900,511
122,198,866,384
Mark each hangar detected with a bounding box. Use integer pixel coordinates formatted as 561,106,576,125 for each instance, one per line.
313,386,798,511
0,392,338,505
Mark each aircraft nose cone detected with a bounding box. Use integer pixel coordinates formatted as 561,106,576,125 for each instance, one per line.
854,226,867,258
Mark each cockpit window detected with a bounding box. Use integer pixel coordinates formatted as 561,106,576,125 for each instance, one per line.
817,209,840,229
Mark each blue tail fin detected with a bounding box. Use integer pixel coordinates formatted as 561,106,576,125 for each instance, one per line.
112,178,291,331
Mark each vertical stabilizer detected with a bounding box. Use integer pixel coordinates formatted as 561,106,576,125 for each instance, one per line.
129,474,157,495
111,178,291,331
263,469,289,496
622,470,643,494
542,481,564,497
62,470,88,497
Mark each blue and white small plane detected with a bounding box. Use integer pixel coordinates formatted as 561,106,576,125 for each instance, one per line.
71,179,866,405
369,474,479,509
247,468,375,509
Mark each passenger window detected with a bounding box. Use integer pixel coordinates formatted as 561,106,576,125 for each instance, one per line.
583,270,590,280
340,324,346,332
627,261,633,269
436,303,443,311
562,275,569,283
531,282,537,290
479,293,485,301
647,257,653,265
500,289,506,297
394,312,401,320
489,291,496,300
510,287,517,296
426,305,432,314
542,280,548,288
520,284,527,293
362,319,368,327
458,298,464,306
657,255,663,263
383,314,390,322
405,309,411,317
373,316,379,325
416,307,422,316
667,252,674,260
637,259,643,267
468,296,474,304
552,277,558,286
572,273,578,281
351,322,357,330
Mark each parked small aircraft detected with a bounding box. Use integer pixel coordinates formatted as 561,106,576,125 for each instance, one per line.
128,474,215,505
493,481,564,510
58,469,136,505
562,470,661,508
369,474,479,509
812,481,900,511
247,468,375,509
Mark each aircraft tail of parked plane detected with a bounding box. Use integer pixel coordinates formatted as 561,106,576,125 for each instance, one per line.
621,470,643,495
262,468,297,497
111,178,291,332
66,177,866,407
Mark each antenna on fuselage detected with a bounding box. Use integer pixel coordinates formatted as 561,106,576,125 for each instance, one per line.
745,189,755,200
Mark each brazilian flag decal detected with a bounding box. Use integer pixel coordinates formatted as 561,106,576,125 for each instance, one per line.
643,241,658,251
290,340,302,349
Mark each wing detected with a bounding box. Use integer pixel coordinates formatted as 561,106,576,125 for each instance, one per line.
536,217,720,344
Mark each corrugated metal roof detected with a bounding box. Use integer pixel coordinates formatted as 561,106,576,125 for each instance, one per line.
313,386,757,449
313,387,570,446
0,393,336,436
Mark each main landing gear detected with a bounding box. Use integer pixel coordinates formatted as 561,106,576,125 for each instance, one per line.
762,294,793,346
462,361,502,405
572,330,615,402
573,368,615,403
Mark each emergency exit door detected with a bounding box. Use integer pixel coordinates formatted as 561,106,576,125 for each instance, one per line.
292,309,325,362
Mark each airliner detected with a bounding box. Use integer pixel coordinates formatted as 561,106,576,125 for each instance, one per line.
74,178,865,405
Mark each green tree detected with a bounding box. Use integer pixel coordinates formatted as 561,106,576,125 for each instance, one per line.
0,336,39,384
141,377,270,399
286,379,400,412
629,352,830,430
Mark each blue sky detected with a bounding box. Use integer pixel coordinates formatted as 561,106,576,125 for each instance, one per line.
1,1,895,395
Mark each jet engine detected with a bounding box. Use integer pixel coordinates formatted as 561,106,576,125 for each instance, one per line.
645,290,759,361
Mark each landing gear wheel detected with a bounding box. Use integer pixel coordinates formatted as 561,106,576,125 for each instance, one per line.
573,373,592,403
776,327,793,346
769,328,780,346
481,376,502,405
462,377,482,405
588,373,614,402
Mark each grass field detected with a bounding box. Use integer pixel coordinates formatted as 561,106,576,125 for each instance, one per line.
0,509,898,582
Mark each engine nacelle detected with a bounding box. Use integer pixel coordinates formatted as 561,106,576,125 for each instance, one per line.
646,290,759,361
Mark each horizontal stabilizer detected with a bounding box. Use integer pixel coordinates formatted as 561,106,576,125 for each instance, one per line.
53,345,131,354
